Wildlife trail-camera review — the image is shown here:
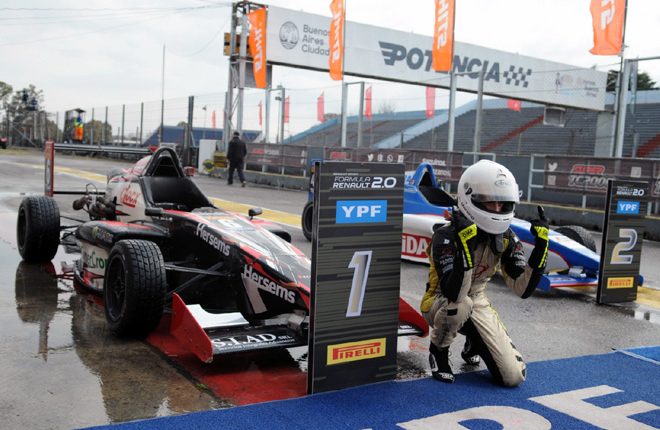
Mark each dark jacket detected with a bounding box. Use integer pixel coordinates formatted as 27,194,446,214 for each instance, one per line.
227,136,247,163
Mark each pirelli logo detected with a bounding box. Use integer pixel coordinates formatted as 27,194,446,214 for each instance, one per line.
326,338,386,365
607,277,634,289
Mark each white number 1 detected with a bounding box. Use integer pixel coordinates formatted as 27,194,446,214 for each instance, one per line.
346,250,372,317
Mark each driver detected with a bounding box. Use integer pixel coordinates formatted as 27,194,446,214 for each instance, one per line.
420,160,549,386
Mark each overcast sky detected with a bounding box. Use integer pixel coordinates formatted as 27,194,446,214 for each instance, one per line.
3,0,659,139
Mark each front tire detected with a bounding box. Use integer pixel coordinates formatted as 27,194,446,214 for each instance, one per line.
301,201,313,242
104,240,166,338
17,196,60,262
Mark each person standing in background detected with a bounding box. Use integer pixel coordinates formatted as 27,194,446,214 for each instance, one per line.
227,131,247,187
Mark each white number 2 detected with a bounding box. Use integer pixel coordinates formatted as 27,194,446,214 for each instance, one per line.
346,251,372,317
610,228,636,265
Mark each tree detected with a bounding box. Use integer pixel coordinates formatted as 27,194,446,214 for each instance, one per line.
5,85,44,145
0,81,13,137
377,101,396,114
84,119,113,144
606,69,658,92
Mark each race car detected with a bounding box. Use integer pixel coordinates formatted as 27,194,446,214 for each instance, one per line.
16,147,428,363
302,162,610,291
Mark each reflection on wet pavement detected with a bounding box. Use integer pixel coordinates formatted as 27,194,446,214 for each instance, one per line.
0,211,225,429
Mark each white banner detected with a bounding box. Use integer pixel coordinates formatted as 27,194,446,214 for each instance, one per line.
267,6,606,111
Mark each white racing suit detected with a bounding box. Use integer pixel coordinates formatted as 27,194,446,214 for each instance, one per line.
421,225,544,387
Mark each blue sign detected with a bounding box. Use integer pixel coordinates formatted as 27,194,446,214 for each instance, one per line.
616,200,640,215
335,200,387,224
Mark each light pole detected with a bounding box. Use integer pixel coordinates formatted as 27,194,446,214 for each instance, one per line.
202,105,207,140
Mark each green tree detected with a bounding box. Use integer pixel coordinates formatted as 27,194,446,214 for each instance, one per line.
5,85,45,145
607,69,658,92
83,119,113,144
0,81,13,137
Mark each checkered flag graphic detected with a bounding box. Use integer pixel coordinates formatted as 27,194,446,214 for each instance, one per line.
503,66,532,87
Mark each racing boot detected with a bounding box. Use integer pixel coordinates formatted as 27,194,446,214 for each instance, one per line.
429,343,454,383
461,336,481,366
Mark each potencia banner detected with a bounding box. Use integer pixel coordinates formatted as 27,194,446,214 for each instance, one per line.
248,7,267,89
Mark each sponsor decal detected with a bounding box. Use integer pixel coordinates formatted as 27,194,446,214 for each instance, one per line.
242,264,295,303
568,164,608,190
607,277,634,289
336,200,387,224
327,338,386,365
82,249,108,270
91,226,113,245
195,223,231,256
401,233,430,258
212,333,296,351
120,186,141,208
616,200,640,215
379,41,532,87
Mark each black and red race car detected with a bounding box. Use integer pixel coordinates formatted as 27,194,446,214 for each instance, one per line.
16,147,428,362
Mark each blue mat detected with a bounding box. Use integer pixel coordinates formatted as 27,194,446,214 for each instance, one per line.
86,347,660,430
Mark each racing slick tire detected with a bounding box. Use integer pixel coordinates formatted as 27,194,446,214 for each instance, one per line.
554,225,597,253
17,196,61,262
104,239,166,338
302,201,313,242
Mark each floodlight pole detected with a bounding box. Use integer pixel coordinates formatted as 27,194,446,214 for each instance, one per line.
340,83,348,147
472,68,485,163
340,81,365,148
357,81,365,148
447,70,457,151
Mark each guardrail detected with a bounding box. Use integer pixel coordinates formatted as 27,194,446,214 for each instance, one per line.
54,143,151,155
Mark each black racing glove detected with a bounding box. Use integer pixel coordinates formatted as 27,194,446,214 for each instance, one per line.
528,206,549,270
452,209,478,271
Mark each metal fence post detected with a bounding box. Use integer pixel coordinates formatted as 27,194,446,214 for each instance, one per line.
527,154,534,202
121,104,125,145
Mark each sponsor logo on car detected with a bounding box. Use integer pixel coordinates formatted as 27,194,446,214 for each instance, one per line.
195,223,231,256
120,187,141,208
82,249,108,270
242,264,296,303
336,200,387,224
91,226,113,244
327,338,386,365
401,233,430,258
212,333,297,351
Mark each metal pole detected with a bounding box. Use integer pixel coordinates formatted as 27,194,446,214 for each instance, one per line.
472,68,485,163
184,95,194,166
340,82,348,147
447,71,457,151
264,88,271,143
279,87,286,145
90,108,95,145
139,102,144,145
55,112,59,142
236,9,248,135
357,81,364,148
223,4,238,149
610,0,629,157
120,104,125,145
103,106,108,144
160,44,165,145
614,59,630,158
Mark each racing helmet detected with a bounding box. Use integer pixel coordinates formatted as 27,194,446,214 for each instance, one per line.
456,160,520,234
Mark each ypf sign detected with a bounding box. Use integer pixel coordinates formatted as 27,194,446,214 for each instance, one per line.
308,161,404,394
597,180,649,304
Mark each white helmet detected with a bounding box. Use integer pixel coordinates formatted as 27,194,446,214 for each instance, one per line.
456,160,520,234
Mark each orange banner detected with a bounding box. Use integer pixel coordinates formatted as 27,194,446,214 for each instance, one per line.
248,7,267,88
329,0,345,80
365,86,372,120
589,0,625,55
432,0,455,72
425,87,435,118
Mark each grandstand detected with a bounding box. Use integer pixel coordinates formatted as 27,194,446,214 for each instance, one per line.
286,91,660,158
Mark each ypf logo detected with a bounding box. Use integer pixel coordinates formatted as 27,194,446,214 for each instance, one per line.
336,200,387,224
279,22,299,49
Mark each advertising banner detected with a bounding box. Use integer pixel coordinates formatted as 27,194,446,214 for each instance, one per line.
266,6,607,110
543,156,659,197
308,161,404,394
597,180,649,304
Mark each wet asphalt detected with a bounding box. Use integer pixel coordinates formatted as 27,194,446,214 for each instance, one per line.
0,149,658,429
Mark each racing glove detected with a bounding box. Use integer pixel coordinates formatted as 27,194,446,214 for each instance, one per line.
527,206,549,270
452,210,478,271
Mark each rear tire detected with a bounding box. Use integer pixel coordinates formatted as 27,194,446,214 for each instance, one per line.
554,225,597,253
17,196,60,262
104,240,166,338
301,201,313,242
